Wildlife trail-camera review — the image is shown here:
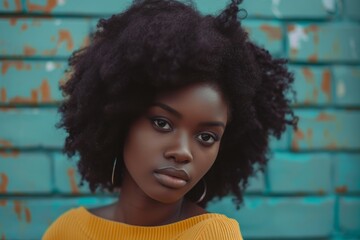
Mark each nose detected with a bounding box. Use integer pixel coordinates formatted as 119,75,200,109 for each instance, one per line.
164,131,193,163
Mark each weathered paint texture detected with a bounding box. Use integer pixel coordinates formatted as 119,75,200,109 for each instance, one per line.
0,0,359,239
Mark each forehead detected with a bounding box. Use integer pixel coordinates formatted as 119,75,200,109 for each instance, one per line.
153,83,228,122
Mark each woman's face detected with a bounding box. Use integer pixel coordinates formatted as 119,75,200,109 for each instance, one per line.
122,82,228,204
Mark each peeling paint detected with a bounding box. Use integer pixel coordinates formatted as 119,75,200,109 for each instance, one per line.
21,23,28,31
0,139,19,157
14,0,21,11
288,25,308,53
292,129,304,151
335,185,348,193
67,168,80,194
322,0,336,13
3,0,9,9
316,113,336,121
26,0,57,13
308,54,318,62
0,87,6,102
321,70,331,100
25,207,32,223
260,25,282,41
23,45,36,56
271,0,282,18
0,173,8,193
302,68,315,83
13,200,22,221
1,61,31,75
336,80,346,98
58,29,74,51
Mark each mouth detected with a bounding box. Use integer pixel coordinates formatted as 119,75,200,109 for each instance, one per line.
153,167,190,189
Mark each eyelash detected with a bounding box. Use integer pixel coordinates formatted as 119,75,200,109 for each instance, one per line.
150,117,219,146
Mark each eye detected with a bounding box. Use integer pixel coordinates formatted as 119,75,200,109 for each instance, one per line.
196,132,218,146
151,118,172,131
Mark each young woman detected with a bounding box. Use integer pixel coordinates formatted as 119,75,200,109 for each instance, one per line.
43,0,297,239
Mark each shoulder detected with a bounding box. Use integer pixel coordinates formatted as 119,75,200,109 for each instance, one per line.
198,214,243,240
42,207,82,239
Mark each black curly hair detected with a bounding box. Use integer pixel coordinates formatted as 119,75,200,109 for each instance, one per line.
58,0,297,208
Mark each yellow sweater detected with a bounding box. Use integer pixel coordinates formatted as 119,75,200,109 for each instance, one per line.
43,206,243,239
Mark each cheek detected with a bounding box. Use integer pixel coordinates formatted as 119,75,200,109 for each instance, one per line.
193,145,220,178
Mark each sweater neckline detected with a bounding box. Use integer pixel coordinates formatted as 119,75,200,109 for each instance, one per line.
78,206,225,229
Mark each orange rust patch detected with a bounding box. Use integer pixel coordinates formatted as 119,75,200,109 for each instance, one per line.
287,25,295,32
23,45,36,56
0,173,9,194
58,30,74,51
43,48,57,56
291,129,304,151
260,25,282,41
67,168,80,194
1,61,31,75
335,185,347,194
13,200,22,221
21,23,28,31
9,18,19,26
3,0,9,9
325,143,337,150
0,139,20,157
0,88,6,102
40,79,51,102
0,199,7,206
26,0,57,13
25,207,31,223
308,54,318,62
321,69,331,100
15,0,21,11
316,112,336,121
302,68,314,83
7,80,53,104
290,49,298,57
306,25,319,33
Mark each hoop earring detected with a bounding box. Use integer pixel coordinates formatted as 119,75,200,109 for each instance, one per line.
111,158,117,186
196,179,207,203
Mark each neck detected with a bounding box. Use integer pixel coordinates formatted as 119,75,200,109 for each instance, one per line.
113,172,185,226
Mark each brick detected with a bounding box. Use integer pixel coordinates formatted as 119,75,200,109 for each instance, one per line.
289,65,332,105
0,153,51,193
24,0,133,15
339,197,360,234
242,0,335,19
333,66,360,106
344,0,360,20
0,60,67,105
187,0,228,15
0,0,23,12
54,153,91,194
0,108,66,148
0,197,116,239
245,170,265,193
291,110,360,150
334,154,360,194
0,18,90,57
207,196,335,238
269,130,289,150
268,153,332,194
286,23,360,62
243,20,283,57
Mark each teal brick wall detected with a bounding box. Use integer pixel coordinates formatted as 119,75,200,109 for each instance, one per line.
0,0,359,239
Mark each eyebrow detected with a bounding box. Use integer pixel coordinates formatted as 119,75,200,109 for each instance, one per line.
152,102,226,129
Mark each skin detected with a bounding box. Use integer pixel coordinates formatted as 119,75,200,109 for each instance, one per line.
89,82,228,226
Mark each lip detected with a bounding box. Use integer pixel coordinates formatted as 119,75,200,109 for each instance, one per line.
153,167,190,189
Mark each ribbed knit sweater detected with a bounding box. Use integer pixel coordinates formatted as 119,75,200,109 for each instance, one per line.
42,206,243,239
